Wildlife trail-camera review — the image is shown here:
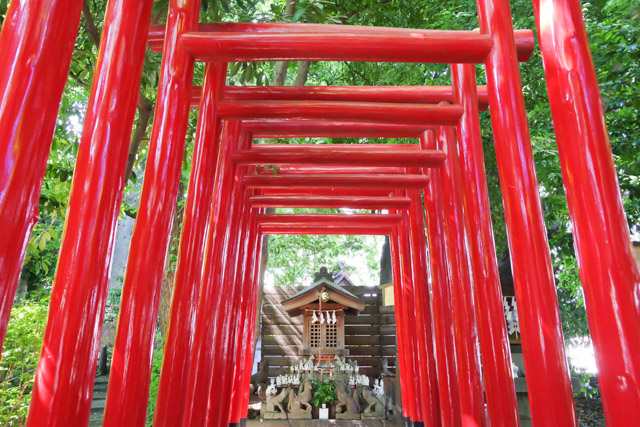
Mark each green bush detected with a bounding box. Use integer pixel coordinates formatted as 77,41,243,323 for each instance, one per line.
312,378,336,407
0,296,49,426
145,335,164,426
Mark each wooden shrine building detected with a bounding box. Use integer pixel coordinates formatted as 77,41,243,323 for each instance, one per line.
280,267,365,359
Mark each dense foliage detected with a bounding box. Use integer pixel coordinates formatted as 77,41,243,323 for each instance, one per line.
0,296,50,425
1,0,638,423
312,378,337,407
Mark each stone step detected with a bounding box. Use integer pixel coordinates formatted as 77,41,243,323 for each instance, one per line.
91,400,106,411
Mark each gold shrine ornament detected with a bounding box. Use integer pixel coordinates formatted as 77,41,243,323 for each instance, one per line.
320,288,330,303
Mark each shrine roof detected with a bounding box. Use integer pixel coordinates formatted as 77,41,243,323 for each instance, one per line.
281,274,365,317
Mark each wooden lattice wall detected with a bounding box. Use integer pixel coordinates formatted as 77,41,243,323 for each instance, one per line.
260,285,397,378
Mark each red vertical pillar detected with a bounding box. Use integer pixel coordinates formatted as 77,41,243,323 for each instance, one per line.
421,130,462,427
229,206,260,424
532,0,640,422
153,62,228,427
182,120,242,426
398,211,424,423
237,211,264,420
209,133,253,426
475,0,578,423
435,125,485,426
24,0,155,424
451,64,520,426
223,191,254,425
0,0,84,351
390,228,417,421
102,0,201,424
407,188,441,426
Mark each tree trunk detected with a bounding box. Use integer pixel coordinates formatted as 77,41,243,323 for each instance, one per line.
295,61,312,86
271,0,298,86
158,182,185,338
379,235,392,285
124,94,153,185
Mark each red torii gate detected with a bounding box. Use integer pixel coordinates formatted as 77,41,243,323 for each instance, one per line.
0,0,638,426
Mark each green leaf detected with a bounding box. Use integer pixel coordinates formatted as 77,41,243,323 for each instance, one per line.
292,8,306,23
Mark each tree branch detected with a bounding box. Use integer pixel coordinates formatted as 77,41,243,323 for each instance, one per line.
69,71,90,89
82,0,101,47
124,94,154,184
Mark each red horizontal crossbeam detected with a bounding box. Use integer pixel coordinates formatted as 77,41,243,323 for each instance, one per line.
181,31,493,63
264,166,406,175
258,188,394,197
249,195,411,210
243,120,430,138
149,23,534,61
244,174,428,190
233,147,445,168
189,86,490,110
217,101,462,125
259,225,392,235
257,213,401,227
254,143,419,150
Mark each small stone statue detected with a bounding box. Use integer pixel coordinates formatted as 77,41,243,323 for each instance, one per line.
512,362,520,378
265,384,288,419
362,387,385,415
287,375,313,418
378,358,395,377
250,359,269,395
335,378,360,420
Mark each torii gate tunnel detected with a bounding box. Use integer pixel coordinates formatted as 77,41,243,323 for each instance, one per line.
0,0,639,425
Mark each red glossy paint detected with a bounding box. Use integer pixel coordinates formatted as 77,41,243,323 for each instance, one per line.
25,0,154,423
180,30,494,63
150,23,534,61
257,214,401,227
271,166,406,175
189,85,490,110
102,0,201,424
233,147,446,168
532,0,640,422
452,64,520,426
244,174,429,190
153,63,227,427
398,212,424,422
261,225,392,236
224,84,490,106
436,125,485,426
407,189,441,426
421,131,462,427
228,208,260,423
243,120,429,138
217,100,463,125
249,195,411,210
182,121,242,426
259,188,394,197
389,229,416,420
0,0,84,352
207,166,248,426
237,215,264,420
254,143,419,150
475,0,578,423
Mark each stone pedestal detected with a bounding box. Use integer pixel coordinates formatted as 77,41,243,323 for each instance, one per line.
263,411,287,420
336,413,361,420
361,411,385,420
287,412,312,419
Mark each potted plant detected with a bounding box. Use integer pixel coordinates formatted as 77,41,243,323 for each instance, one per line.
313,378,337,420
